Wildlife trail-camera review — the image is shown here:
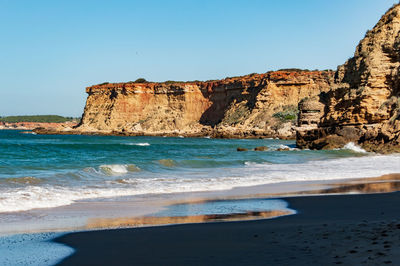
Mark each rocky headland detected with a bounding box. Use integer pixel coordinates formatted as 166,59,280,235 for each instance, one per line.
296,4,400,153
36,70,334,138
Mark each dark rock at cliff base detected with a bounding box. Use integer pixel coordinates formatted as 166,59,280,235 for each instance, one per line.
237,147,248,152
276,147,290,151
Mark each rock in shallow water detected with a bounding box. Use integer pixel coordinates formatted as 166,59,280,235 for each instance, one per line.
254,146,269,151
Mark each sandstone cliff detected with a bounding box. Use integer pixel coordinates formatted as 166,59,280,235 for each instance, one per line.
296,4,400,152
62,70,333,138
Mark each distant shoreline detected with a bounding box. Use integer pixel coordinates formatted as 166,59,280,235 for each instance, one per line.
0,122,77,131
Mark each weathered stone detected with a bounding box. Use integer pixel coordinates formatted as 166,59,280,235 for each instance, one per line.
254,146,268,151
296,4,400,153
297,97,325,131
276,147,290,151
237,147,248,152
36,71,333,138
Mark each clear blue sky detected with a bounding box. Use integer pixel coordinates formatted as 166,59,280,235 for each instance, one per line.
0,0,398,117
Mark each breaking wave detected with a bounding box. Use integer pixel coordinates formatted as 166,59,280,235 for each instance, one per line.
1,154,400,213
342,142,368,153
99,164,140,175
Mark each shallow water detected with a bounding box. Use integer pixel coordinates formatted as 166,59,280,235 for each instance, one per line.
0,232,74,265
154,198,291,217
1,130,400,213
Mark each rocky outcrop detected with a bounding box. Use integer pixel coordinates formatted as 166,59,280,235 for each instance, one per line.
296,4,400,153
0,121,77,131
297,97,324,129
40,70,333,138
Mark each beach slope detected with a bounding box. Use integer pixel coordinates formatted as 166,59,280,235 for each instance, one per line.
55,192,400,265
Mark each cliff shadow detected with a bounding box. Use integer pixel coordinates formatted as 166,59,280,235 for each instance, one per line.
199,80,266,126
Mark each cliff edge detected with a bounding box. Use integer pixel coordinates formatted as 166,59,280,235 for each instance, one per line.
296,4,400,153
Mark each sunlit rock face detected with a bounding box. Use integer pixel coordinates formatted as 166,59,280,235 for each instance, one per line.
297,4,400,153
75,71,333,138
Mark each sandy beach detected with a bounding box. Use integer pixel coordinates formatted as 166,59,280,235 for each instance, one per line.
54,191,400,265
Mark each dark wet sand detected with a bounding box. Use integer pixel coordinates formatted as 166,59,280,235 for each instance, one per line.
55,192,400,265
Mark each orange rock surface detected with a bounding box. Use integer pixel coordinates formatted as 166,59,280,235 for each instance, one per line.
72,70,333,138
296,4,400,152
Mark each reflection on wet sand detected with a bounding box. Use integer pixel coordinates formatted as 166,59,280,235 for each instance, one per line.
303,173,400,195
87,210,292,229
87,174,400,230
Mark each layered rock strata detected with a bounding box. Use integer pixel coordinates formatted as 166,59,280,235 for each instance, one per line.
296,4,400,153
37,71,334,138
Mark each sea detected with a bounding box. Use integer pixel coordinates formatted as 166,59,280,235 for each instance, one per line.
1,129,400,214
1,129,400,265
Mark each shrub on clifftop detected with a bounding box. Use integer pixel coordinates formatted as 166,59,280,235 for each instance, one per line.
134,78,147,83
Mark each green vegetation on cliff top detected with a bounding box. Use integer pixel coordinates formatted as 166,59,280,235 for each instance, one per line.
0,115,78,123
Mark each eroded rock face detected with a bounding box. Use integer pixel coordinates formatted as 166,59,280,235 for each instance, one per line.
71,71,333,138
297,97,324,129
296,4,400,153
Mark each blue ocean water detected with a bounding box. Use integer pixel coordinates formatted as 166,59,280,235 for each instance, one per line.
1,129,400,213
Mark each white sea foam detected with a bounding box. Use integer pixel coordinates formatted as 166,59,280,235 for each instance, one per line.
265,144,298,151
20,131,37,135
342,142,368,153
124,142,150,146
1,154,400,213
100,164,128,174
99,164,140,175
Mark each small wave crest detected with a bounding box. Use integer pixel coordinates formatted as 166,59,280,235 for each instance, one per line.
124,142,150,146
20,131,37,135
342,142,368,153
99,164,140,175
267,144,298,151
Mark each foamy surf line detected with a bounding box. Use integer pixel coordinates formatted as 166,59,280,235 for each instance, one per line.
124,142,150,146
1,154,400,213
